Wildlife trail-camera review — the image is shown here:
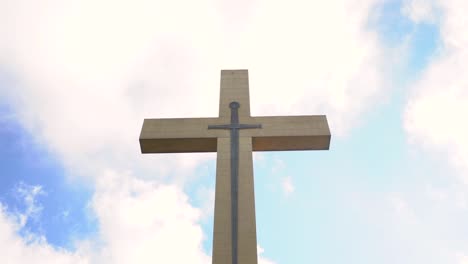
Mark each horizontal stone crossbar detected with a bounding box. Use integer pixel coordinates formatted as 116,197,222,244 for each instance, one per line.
140,115,330,153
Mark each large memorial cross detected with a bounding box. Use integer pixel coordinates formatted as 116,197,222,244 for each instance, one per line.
139,70,331,264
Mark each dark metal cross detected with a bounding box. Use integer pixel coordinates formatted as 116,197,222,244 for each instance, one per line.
208,101,261,264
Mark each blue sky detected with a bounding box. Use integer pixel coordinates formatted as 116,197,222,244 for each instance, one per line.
1,0,468,263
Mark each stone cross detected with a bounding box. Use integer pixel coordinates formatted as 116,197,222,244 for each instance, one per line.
139,69,331,264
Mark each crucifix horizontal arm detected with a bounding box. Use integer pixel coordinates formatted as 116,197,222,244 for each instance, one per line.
139,115,330,153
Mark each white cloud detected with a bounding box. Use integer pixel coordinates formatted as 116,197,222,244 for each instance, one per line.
0,0,389,262
253,152,266,163
271,158,286,174
196,186,215,220
459,254,468,264
387,193,417,224
242,0,387,137
425,184,448,203
0,0,387,182
14,183,45,227
78,170,210,264
404,0,468,184
401,0,438,23
0,184,88,264
0,175,282,264
282,176,295,196
0,173,210,264
258,244,277,264
351,188,468,264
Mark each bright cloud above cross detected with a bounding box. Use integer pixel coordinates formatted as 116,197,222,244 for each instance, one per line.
1,0,467,263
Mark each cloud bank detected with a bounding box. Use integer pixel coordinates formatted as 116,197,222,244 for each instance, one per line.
404,0,468,183
0,0,387,262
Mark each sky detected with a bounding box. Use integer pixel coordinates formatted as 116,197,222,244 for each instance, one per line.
0,0,467,263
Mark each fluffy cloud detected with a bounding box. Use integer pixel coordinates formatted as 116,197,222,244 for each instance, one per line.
258,245,277,264
79,170,210,264
0,0,386,181
0,0,387,262
0,184,87,264
404,0,468,184
387,192,417,224
0,175,210,264
239,0,387,136
459,255,468,264
401,0,438,23
402,2,468,261
282,176,295,196
0,212,87,264
196,186,216,220
0,176,282,263
14,183,45,227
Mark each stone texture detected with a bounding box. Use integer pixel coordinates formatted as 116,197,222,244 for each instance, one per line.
139,69,331,264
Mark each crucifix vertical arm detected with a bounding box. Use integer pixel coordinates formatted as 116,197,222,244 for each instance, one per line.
208,101,261,264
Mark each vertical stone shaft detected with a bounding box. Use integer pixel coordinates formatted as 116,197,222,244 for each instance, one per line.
219,70,251,118
212,70,258,264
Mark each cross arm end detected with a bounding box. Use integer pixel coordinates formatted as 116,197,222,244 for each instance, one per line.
248,115,331,151
139,117,221,153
